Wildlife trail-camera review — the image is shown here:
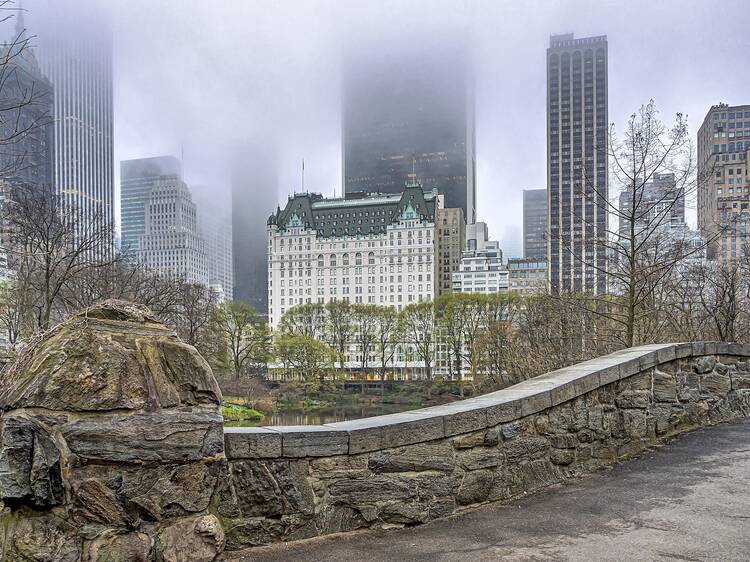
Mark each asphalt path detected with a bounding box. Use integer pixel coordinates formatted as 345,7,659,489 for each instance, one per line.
225,420,750,561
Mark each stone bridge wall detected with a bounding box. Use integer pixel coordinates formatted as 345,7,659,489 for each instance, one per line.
218,342,750,550
1,305,749,560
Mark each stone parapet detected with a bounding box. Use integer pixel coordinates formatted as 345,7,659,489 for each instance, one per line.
219,341,750,550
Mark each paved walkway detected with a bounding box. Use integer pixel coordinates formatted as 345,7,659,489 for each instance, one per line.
226,420,750,561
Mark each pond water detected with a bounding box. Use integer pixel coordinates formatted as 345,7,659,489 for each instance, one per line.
225,402,418,427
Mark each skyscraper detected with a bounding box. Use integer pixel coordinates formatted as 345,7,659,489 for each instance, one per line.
547,33,608,294
232,141,278,312
32,0,114,249
697,103,750,262
138,177,209,285
0,12,54,276
120,156,182,257
342,41,476,223
522,189,547,260
196,196,233,302
0,10,54,191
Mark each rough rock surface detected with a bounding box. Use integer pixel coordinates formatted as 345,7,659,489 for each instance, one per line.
0,300,225,561
219,352,750,550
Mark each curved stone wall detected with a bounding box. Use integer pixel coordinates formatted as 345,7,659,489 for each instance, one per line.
219,342,750,550
3,314,749,560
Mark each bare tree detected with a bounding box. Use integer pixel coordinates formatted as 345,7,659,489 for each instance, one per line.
1,183,116,331
325,300,352,377
374,306,399,393
559,101,708,348
352,304,378,382
218,300,271,379
399,301,436,398
278,302,326,340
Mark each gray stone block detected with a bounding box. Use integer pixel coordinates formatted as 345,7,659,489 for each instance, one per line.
273,426,349,457
224,427,282,459
673,342,693,359
483,397,522,426
326,412,444,454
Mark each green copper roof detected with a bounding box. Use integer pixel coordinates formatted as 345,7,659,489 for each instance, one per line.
271,184,439,238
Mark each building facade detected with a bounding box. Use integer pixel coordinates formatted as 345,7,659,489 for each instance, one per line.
342,42,476,223
0,14,54,277
547,33,608,294
34,1,114,251
138,178,209,285
120,156,182,257
267,183,443,328
0,11,54,191
507,258,548,296
618,172,686,240
697,103,750,262
435,206,465,296
451,241,507,294
198,199,234,302
232,142,278,312
523,189,547,260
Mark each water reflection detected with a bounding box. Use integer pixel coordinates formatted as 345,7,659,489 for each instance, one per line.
225,402,418,427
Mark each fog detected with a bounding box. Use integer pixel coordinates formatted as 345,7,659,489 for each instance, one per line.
26,0,750,258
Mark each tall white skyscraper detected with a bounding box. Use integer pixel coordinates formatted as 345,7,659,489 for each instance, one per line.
30,0,114,250
138,178,209,285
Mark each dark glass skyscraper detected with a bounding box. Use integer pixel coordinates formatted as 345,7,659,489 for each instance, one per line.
342,43,476,223
523,189,547,260
547,33,608,294
232,141,278,313
0,11,54,191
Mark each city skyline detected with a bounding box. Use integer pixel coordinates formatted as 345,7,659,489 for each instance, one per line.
18,0,749,262
102,0,748,259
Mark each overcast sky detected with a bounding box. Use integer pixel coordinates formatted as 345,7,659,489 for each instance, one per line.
28,0,750,257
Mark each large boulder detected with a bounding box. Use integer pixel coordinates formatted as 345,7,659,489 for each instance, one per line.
0,300,225,561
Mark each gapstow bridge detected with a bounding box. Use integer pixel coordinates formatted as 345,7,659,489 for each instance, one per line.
0,301,749,561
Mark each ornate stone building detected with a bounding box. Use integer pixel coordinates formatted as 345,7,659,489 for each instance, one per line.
266,181,445,328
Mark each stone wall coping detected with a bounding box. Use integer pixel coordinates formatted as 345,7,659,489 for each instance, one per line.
224,342,750,458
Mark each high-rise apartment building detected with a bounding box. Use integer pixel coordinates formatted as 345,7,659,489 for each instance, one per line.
232,142,278,312
697,103,750,261
32,1,114,250
547,33,608,294
523,189,547,260
120,156,182,257
138,178,209,285
342,42,476,223
266,183,444,328
618,172,686,240
435,206,465,296
507,258,548,296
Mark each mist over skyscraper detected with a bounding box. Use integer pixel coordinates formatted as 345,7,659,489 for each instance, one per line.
31,0,114,250
342,38,476,223
232,141,278,313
